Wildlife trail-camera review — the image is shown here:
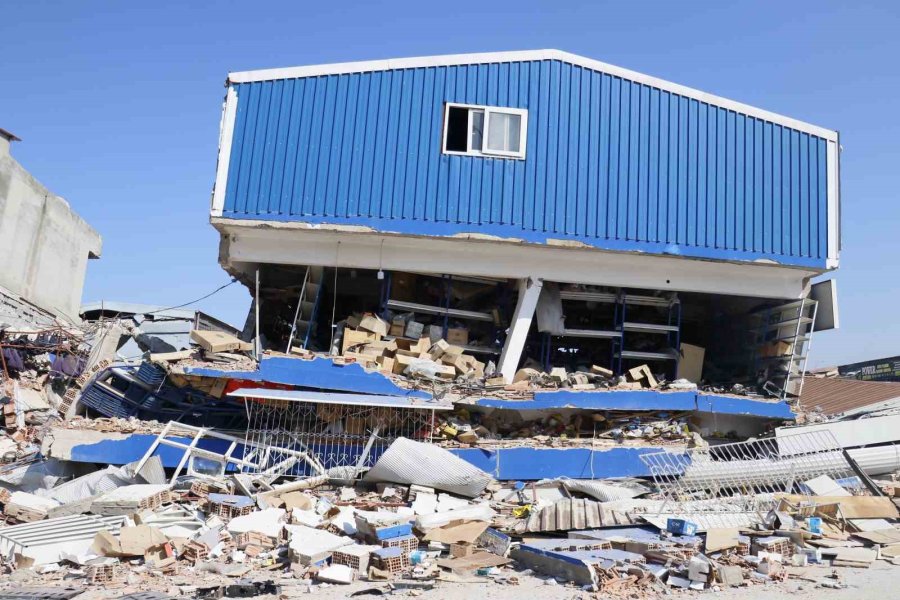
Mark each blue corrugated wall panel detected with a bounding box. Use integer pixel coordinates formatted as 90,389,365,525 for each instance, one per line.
222,59,831,267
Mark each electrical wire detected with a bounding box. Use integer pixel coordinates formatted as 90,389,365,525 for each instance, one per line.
144,278,238,315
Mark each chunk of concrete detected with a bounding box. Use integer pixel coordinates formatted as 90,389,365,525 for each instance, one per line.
717,565,744,587
286,525,353,565
227,508,285,539
91,484,170,516
316,563,354,584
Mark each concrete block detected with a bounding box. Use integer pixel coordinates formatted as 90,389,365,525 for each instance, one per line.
316,563,354,584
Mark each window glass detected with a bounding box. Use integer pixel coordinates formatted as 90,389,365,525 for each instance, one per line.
443,103,526,158
471,110,485,152
487,111,521,153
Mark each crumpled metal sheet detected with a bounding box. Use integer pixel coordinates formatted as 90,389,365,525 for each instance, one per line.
35,456,165,505
519,497,636,533
364,437,493,498
556,478,650,502
0,586,83,599
0,514,126,565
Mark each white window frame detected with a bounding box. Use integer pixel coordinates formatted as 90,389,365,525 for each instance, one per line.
442,102,528,160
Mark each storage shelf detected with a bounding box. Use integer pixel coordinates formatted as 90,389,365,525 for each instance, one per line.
407,272,504,285
619,349,679,361
621,294,679,307
559,290,618,303
748,299,808,317
458,344,500,355
757,334,810,345
757,316,814,332
386,299,494,322
561,328,621,339
621,322,680,334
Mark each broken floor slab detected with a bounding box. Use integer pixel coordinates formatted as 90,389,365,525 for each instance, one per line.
183,355,430,399
47,427,674,480
511,539,645,587
475,389,794,419
91,484,172,516
287,524,354,564
453,446,667,479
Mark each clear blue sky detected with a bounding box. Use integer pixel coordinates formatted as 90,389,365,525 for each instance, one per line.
2,1,898,368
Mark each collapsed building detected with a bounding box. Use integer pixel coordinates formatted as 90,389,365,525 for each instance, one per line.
211,49,839,396
10,52,899,598
199,49,841,444
0,128,102,327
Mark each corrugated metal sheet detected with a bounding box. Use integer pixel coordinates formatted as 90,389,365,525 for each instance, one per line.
799,377,900,415
0,514,127,565
221,57,832,267
363,437,492,497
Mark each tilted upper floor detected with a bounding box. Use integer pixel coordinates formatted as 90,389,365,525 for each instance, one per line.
211,50,840,271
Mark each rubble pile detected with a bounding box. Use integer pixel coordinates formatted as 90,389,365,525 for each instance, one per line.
0,435,897,598
2,308,899,599
336,312,703,394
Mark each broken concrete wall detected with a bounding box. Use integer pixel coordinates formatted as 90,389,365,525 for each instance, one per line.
0,138,101,323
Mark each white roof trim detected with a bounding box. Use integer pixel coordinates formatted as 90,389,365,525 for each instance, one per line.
227,49,837,141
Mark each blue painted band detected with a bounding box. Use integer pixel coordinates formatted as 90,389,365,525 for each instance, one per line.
218,213,828,269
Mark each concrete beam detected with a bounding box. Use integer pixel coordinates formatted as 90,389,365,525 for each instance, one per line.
213,221,817,300
498,277,543,383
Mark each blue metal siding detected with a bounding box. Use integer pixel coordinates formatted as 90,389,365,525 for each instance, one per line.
222,59,831,267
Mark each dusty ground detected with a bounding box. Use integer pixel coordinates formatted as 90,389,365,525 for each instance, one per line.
3,561,897,599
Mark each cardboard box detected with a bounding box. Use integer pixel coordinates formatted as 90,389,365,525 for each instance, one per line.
358,314,388,337
405,320,425,339
427,325,443,343
190,330,253,353
471,360,485,379
446,327,469,345
677,343,705,383
342,352,378,368
360,346,386,359
388,323,405,337
393,353,418,374
342,328,378,354
428,340,450,360
433,363,457,380
414,337,432,353
428,341,463,361
441,352,472,374
378,356,395,374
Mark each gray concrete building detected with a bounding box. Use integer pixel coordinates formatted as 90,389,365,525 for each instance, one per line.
0,128,102,324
